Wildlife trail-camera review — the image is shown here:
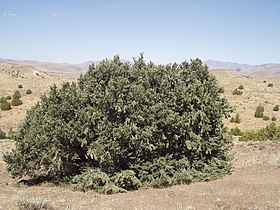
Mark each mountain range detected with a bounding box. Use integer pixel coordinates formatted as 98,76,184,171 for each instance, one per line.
1,58,280,79
204,60,280,79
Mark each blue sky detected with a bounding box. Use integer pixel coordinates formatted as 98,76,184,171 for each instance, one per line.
1,0,280,64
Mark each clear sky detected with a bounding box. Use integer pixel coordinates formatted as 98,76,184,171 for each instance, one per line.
1,0,280,64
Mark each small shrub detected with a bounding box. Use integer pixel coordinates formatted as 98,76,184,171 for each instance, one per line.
0,96,6,103
8,128,16,139
254,105,264,118
70,168,110,193
263,80,266,83
218,87,225,93
0,99,12,110
232,88,243,95
272,116,277,121
230,113,241,123
6,95,12,100
268,83,273,87
11,98,23,106
13,90,21,99
229,127,242,136
0,129,6,139
12,194,53,210
113,170,141,191
18,84,23,89
240,123,280,141
26,89,32,94
263,116,270,121
238,85,244,90
273,105,279,111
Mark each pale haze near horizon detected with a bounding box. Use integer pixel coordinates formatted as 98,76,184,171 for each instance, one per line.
1,0,280,65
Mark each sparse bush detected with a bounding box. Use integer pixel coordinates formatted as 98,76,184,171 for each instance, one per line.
273,105,279,111
228,127,242,136
0,129,6,139
13,90,21,99
12,194,53,210
4,56,233,193
230,113,241,123
272,116,277,121
0,98,12,110
26,89,32,95
70,168,110,192
6,95,12,100
11,98,23,106
0,96,6,103
240,123,280,141
218,87,225,93
113,170,141,191
232,88,243,95
263,115,270,121
18,84,23,89
268,83,273,87
263,80,266,83
254,105,264,118
8,128,16,139
238,85,244,90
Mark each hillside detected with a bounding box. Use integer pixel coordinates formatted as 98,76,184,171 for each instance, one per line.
0,65,64,132
0,58,89,79
205,60,280,79
210,69,280,131
0,64,280,209
2,58,280,80
1,64,280,133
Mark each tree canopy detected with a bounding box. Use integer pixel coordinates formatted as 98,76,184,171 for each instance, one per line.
4,55,232,193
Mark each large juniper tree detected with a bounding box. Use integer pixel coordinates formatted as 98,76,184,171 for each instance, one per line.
4,55,232,193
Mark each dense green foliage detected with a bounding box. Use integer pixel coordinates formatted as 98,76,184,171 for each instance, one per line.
4,55,232,193
232,88,243,95
240,123,280,141
0,129,6,139
254,105,264,118
0,98,12,111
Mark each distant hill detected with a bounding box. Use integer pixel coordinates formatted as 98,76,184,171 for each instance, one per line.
204,60,250,71
0,58,132,79
204,60,280,79
1,58,280,80
0,58,97,79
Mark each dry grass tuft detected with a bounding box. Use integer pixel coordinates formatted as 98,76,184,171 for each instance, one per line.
12,194,54,210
